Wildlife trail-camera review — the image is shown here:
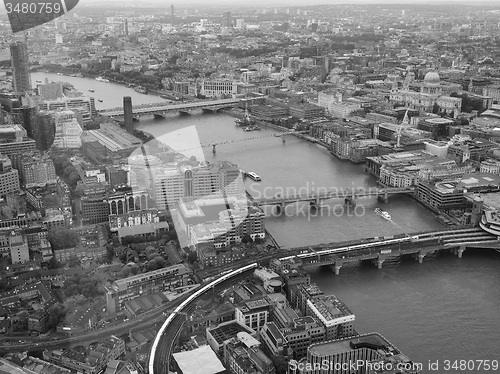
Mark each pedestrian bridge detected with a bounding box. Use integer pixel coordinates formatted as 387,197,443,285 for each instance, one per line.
98,97,263,117
252,186,415,207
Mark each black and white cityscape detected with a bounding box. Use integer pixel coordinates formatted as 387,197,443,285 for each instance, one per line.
0,1,499,373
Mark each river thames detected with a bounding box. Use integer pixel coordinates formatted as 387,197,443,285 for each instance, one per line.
33,72,500,373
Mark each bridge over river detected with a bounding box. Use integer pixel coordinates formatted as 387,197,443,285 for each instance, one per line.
251,186,415,208
282,227,500,273
149,226,499,374
98,97,263,117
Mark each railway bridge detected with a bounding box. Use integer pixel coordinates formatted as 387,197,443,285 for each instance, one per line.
98,97,264,118
149,227,499,374
283,227,499,274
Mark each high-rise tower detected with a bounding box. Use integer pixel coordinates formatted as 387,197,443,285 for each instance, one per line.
222,11,232,28
10,41,31,93
124,19,129,36
124,96,133,134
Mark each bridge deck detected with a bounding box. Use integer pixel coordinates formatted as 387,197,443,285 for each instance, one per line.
99,97,264,116
254,187,415,205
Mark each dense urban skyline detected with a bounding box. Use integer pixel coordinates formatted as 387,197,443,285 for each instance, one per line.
0,2,499,374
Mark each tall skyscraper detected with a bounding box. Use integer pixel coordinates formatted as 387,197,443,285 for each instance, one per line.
124,19,129,36
10,41,31,93
222,11,232,28
124,96,133,134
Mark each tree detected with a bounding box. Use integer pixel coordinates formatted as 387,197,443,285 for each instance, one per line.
154,257,165,269
254,237,265,245
13,311,29,332
47,303,67,330
146,256,165,271
120,267,132,278
241,234,253,244
63,275,101,299
47,228,79,251
0,278,11,292
168,230,178,241
64,284,80,297
270,355,289,374
63,166,74,176
67,255,81,268
187,251,198,263
105,245,115,264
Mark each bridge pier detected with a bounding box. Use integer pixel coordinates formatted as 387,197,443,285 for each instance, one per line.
417,253,425,263
282,135,286,144
456,245,466,258
334,265,342,275
345,196,356,206
274,204,284,215
153,113,165,118
377,192,389,204
212,144,216,154
330,260,343,275
373,257,384,269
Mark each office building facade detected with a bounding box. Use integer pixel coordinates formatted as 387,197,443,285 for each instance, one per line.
10,41,31,93
0,154,20,196
105,264,191,313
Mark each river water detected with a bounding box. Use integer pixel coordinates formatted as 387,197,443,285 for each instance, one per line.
32,72,500,373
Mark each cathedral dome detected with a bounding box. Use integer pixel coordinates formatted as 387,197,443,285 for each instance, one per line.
424,71,440,85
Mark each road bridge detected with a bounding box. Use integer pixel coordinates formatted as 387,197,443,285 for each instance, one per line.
252,186,415,210
98,97,264,117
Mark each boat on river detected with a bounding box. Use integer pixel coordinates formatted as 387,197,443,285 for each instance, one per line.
375,208,391,220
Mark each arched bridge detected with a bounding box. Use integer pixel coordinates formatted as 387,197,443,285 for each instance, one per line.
252,186,415,207
98,97,263,117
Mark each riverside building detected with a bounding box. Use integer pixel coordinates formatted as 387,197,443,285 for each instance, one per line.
289,333,421,374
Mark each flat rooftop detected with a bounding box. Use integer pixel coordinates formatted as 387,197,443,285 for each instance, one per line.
208,321,253,345
307,294,354,326
309,333,396,357
466,192,500,211
435,173,500,193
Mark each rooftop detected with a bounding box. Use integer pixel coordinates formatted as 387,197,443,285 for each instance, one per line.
433,173,500,193
207,320,254,345
308,332,398,357
112,263,189,290
117,222,168,237
307,294,355,327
